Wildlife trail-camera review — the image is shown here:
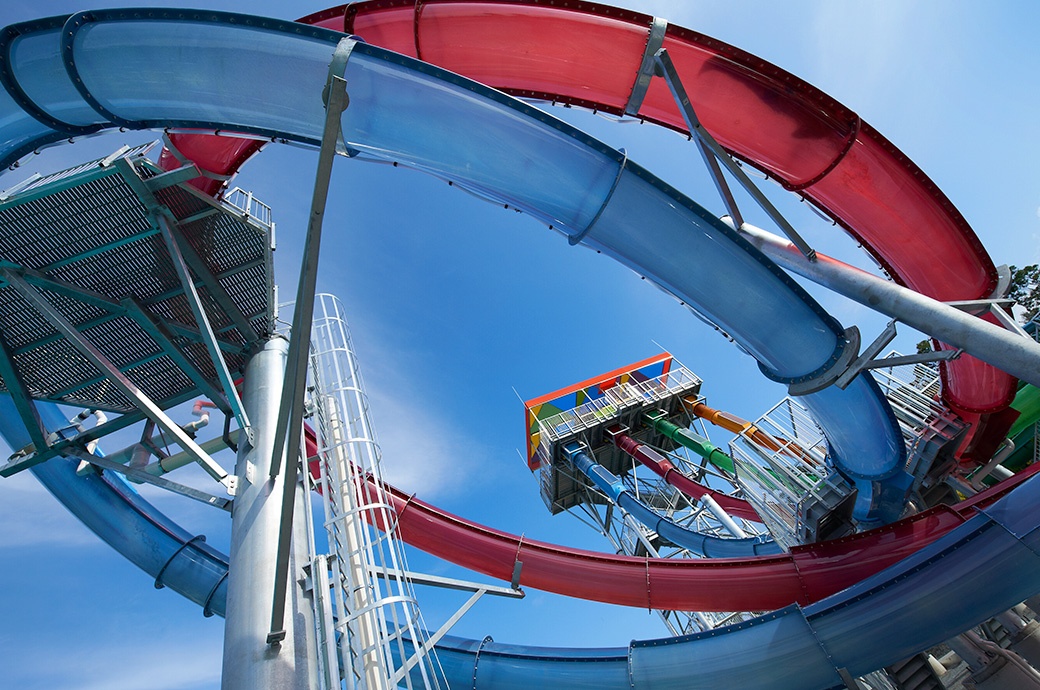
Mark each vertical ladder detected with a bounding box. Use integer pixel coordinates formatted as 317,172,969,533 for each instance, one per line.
307,294,444,690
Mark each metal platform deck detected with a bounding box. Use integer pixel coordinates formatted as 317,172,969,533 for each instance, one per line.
0,145,274,473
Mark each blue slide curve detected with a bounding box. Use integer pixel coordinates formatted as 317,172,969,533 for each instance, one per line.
565,442,780,557
0,9,1026,688
0,8,908,520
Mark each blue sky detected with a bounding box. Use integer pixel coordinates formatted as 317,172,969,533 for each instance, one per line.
1,2,1039,688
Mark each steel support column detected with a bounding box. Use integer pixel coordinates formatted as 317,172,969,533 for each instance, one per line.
733,221,1040,389
266,63,351,644
222,337,318,690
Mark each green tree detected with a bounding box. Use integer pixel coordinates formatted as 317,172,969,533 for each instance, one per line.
1008,264,1040,323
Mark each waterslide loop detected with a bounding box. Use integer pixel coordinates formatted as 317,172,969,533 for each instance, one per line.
568,147,627,246
1,7,1021,682
325,0,1014,417
624,16,667,116
7,6,902,497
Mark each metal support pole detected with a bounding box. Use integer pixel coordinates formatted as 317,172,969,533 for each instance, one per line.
68,447,231,511
653,48,817,261
0,328,48,454
698,495,747,538
388,589,485,688
733,221,1040,389
655,51,743,228
268,73,349,479
222,337,318,690
266,72,350,645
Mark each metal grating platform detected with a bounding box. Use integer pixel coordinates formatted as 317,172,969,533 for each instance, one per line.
525,355,702,514
0,146,273,429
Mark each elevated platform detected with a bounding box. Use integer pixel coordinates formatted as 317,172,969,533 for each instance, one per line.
0,144,274,473
524,353,702,514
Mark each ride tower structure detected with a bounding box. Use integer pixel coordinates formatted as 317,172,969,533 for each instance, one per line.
523,353,774,633
0,140,449,689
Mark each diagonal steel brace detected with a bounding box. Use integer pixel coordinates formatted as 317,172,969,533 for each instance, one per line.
1,268,236,494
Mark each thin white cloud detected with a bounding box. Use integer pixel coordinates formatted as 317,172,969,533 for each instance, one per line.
0,470,100,549
11,638,221,690
366,384,493,500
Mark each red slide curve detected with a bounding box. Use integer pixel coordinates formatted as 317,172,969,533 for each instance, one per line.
162,0,1016,434
307,427,1040,612
611,430,761,522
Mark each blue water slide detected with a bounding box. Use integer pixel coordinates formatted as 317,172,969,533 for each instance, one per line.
564,442,779,557
0,10,1017,688
0,398,230,617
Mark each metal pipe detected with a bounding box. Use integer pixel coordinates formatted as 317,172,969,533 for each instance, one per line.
148,436,229,476
75,434,228,478
649,415,735,473
222,337,318,690
970,440,1016,490
699,495,747,539
732,220,1040,389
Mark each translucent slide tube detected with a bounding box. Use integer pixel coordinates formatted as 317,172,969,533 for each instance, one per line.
0,10,906,515
163,0,1014,416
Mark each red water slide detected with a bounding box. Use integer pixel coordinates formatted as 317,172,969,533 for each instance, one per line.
162,0,1016,431
362,460,1037,612
305,419,1039,611
165,0,1028,610
611,430,761,522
